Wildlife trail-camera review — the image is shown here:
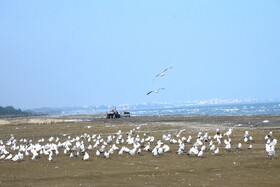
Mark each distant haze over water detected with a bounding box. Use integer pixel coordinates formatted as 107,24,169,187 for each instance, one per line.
132,102,280,116
30,102,280,116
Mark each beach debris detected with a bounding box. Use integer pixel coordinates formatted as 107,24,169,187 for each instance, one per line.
262,120,269,124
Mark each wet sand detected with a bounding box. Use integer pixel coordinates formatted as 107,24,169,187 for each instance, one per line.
0,114,279,187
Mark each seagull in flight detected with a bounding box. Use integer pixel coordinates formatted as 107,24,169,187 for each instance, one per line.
153,67,173,81
146,88,166,95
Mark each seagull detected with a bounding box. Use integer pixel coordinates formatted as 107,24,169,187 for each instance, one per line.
214,148,220,155
48,152,53,161
162,144,170,152
104,151,110,159
83,152,89,160
186,135,192,143
0,154,6,160
248,144,253,149
198,150,204,158
96,150,101,156
146,88,166,95
70,152,74,158
176,129,186,138
153,67,173,81
5,154,13,160
136,124,147,130
224,128,233,138
237,143,242,150
12,154,19,162
143,143,151,152
210,144,216,151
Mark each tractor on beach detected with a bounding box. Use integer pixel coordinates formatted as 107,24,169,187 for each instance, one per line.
106,109,121,119
106,109,130,118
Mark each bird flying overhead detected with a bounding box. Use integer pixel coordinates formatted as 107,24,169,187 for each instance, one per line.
153,67,173,81
146,88,166,95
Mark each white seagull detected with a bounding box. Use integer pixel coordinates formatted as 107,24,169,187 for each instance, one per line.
146,88,166,95
176,129,186,138
83,152,89,160
153,67,173,81
214,148,220,155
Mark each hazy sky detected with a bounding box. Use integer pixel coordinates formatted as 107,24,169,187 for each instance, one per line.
0,0,279,109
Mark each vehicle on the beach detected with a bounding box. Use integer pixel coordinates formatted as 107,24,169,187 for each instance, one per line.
106,109,121,119
123,110,130,117
106,109,130,118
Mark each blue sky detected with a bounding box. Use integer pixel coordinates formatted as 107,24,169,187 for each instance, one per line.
0,0,279,109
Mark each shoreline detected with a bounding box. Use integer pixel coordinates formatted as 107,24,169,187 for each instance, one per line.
0,114,279,127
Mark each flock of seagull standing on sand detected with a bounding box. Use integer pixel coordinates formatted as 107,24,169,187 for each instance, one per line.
0,123,277,162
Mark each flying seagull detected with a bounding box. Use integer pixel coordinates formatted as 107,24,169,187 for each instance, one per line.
153,67,173,81
146,88,166,95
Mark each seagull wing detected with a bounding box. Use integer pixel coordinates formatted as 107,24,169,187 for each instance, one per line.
162,66,173,73
153,73,162,81
177,129,186,136
147,88,165,95
146,91,154,95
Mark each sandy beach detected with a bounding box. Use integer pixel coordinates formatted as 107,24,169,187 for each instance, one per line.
0,114,279,187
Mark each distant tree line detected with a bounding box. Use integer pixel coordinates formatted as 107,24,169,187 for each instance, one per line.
0,106,29,116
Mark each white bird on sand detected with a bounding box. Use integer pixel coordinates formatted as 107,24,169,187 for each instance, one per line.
198,150,204,158
143,143,151,152
96,150,101,156
5,154,12,160
70,152,74,158
104,151,110,159
188,146,199,156
244,131,249,138
248,144,253,149
48,137,54,142
268,149,275,158
187,135,192,143
249,136,254,142
153,67,173,81
201,145,207,152
224,128,232,138
214,148,220,155
157,147,164,156
87,144,93,150
83,152,89,160
225,141,232,151
48,152,53,161
0,154,6,160
267,143,276,158
129,147,137,156
210,144,216,151
270,139,277,147
1,148,9,155
162,144,170,153
176,129,186,138
12,154,19,162
152,148,159,157
237,143,242,150
146,88,166,95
